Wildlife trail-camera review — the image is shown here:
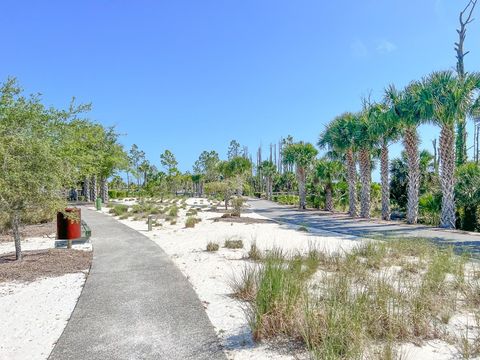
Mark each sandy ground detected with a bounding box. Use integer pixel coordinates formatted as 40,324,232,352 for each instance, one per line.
102,199,363,359
0,233,92,360
103,198,480,359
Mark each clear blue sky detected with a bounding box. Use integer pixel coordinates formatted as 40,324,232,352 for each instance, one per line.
1,1,479,181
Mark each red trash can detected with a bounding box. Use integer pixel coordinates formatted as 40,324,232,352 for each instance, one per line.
57,208,82,240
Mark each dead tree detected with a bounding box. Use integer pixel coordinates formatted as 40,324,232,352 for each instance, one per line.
455,0,477,165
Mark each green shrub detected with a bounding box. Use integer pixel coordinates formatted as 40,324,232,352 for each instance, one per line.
168,206,178,217
231,197,245,217
206,242,219,252
224,239,244,249
108,190,118,199
248,241,262,260
109,204,129,216
185,216,200,228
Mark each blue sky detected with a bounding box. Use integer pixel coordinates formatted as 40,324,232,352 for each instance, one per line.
1,0,479,180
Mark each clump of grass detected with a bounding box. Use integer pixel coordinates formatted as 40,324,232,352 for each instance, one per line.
168,206,178,217
170,219,177,225
230,265,258,301
206,242,219,252
186,208,198,216
119,213,130,220
109,204,129,216
185,216,200,228
234,238,475,359
248,241,262,261
224,239,244,249
297,225,309,232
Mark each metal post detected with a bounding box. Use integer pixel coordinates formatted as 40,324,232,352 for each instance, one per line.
148,215,153,231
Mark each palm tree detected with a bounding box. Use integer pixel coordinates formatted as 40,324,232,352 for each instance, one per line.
319,113,359,217
259,160,276,200
419,70,480,228
355,110,375,219
315,158,344,212
282,142,318,209
385,82,424,224
369,102,401,220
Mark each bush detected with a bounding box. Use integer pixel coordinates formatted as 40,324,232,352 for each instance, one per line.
231,197,245,217
185,216,200,228
248,241,262,260
224,239,244,249
206,242,219,252
168,206,178,217
109,204,129,216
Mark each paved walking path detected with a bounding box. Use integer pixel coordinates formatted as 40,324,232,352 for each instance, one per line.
248,198,480,256
49,208,226,360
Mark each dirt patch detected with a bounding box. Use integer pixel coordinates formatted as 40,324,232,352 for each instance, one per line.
0,249,92,283
213,216,274,224
0,222,56,243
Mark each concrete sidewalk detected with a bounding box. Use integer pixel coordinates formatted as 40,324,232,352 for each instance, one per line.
248,198,480,256
49,208,226,360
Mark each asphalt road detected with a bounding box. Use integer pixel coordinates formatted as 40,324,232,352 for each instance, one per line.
248,198,480,256
49,207,226,360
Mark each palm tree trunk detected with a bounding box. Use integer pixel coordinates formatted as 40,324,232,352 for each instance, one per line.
12,212,22,261
100,177,109,203
404,127,420,224
380,140,390,220
325,184,333,212
297,167,306,209
83,177,91,202
90,175,97,202
439,125,456,229
346,149,358,217
359,148,371,218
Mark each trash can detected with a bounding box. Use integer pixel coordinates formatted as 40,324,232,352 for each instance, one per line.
57,208,82,240
96,198,102,211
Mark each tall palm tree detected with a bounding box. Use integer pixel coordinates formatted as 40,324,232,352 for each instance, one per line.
355,110,375,219
419,70,480,228
315,158,344,212
385,82,424,224
259,160,276,200
369,102,401,220
282,142,318,209
319,113,359,217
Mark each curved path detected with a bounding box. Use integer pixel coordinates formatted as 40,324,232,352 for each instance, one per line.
248,198,480,256
49,207,226,360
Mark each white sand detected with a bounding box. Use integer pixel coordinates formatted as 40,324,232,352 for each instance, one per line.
0,273,88,360
102,199,480,359
102,199,361,359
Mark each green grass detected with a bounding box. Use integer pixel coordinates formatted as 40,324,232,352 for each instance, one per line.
232,239,476,359
224,239,244,249
206,242,219,252
185,216,200,228
109,204,129,216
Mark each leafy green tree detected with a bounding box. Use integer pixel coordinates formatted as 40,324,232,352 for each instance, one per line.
259,160,277,200
227,140,241,160
282,142,318,209
315,158,344,212
218,156,252,195
0,79,85,260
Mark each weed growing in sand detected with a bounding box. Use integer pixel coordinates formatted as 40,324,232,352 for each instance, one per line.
206,242,219,252
185,216,200,228
248,241,262,261
224,239,244,249
109,204,129,216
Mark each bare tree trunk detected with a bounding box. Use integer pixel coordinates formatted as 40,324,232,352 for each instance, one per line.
346,149,358,217
439,125,457,229
297,167,306,209
404,128,420,224
325,184,333,212
432,138,439,174
83,177,91,202
359,148,371,218
100,177,109,203
12,212,22,261
380,140,390,220
90,175,97,202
